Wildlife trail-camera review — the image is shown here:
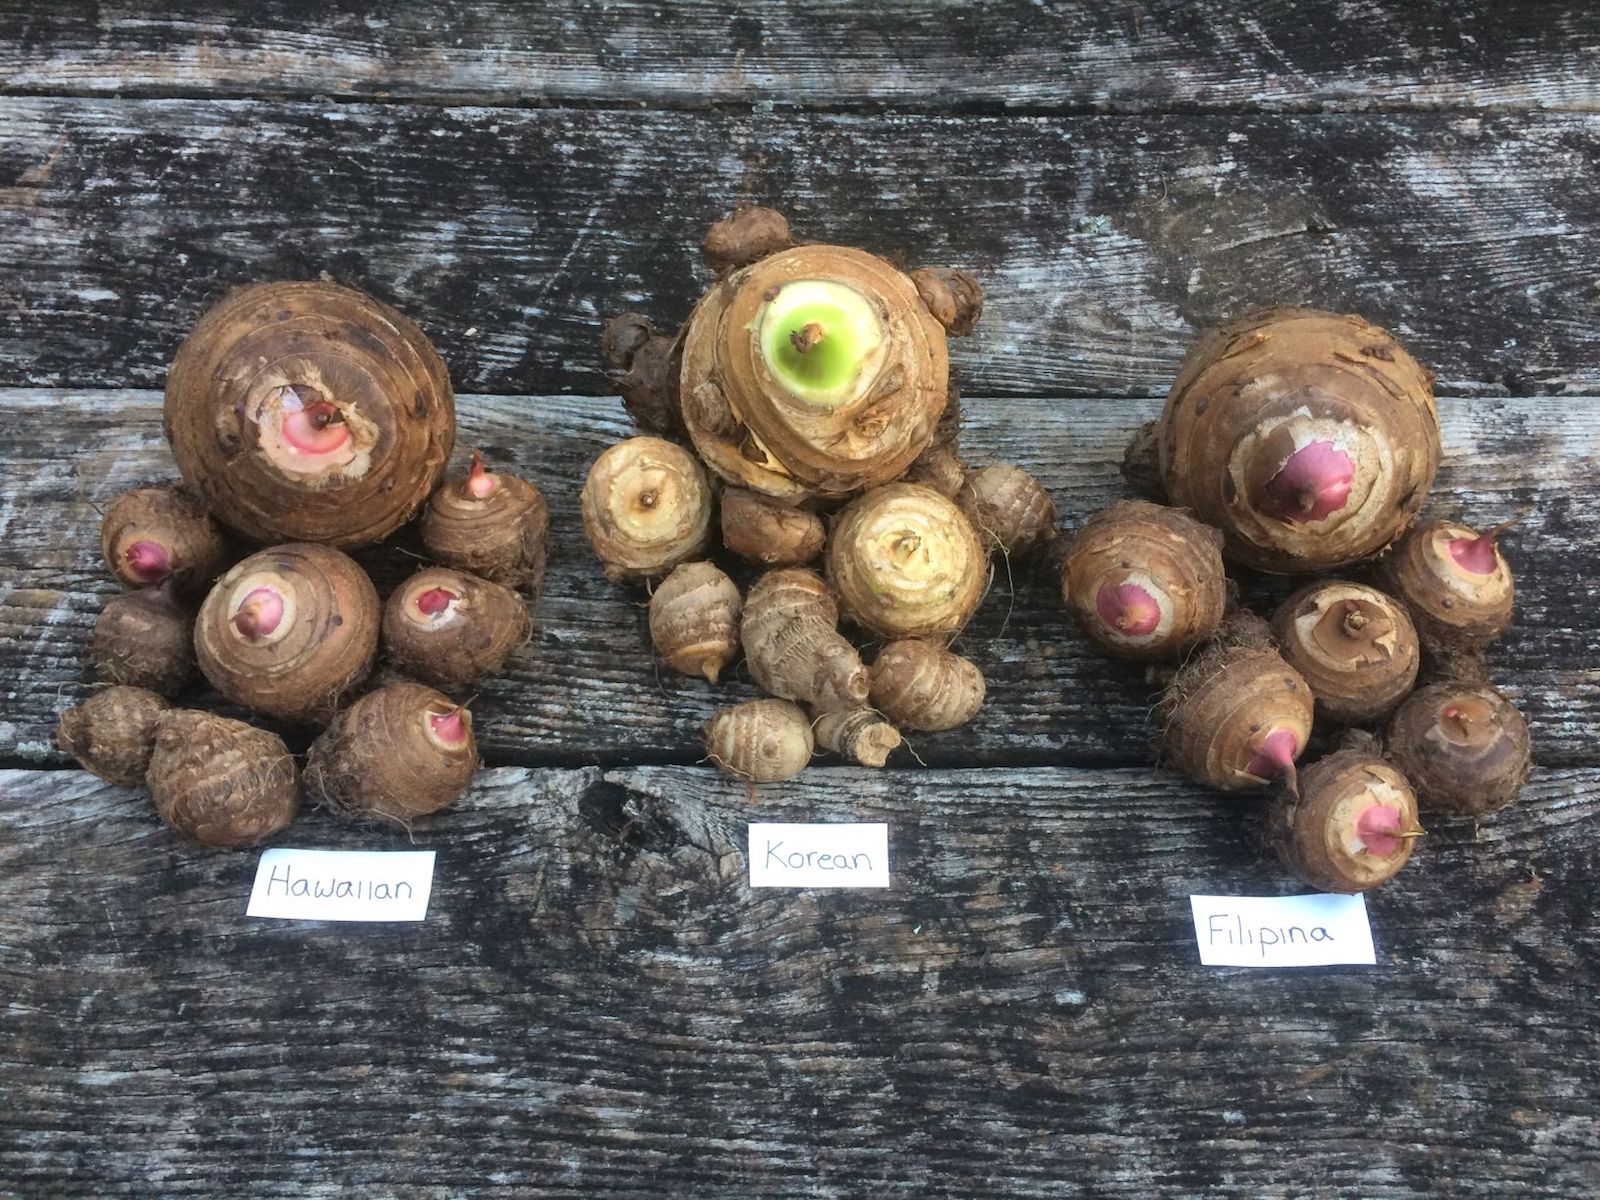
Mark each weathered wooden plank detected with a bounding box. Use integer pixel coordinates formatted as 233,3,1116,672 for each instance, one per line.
2,388,1594,769
3,2,1599,113
1,762,1595,1197
2,99,1599,396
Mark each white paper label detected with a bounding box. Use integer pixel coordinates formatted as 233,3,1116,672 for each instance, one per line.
748,823,889,888
1189,893,1376,967
246,849,436,921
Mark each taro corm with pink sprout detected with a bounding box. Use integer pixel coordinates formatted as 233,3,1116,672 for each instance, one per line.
429,705,468,745
381,566,529,690
1154,308,1440,573
1267,742,1424,893
99,485,229,596
1158,614,1315,792
164,280,455,549
420,449,552,599
1449,520,1517,574
1379,517,1517,656
463,451,498,500
306,682,478,828
1386,678,1531,816
1060,500,1227,661
194,543,380,723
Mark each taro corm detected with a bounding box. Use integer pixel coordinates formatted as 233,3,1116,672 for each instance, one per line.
648,561,742,685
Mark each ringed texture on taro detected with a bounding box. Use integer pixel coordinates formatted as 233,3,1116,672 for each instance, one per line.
165,280,455,548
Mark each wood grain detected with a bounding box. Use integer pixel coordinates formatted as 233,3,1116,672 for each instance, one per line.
3,2,1598,113
3,387,1594,771
4,10,1596,1197
2,761,1596,1197
3,99,1600,397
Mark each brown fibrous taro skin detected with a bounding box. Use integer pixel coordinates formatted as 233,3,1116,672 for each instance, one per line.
91,581,196,697
903,379,967,498
57,686,170,786
702,205,793,276
601,312,686,438
99,485,230,595
869,639,986,732
581,436,713,583
827,482,987,639
678,212,977,503
1266,748,1423,893
648,561,742,684
1376,518,1515,655
740,568,871,712
420,451,552,599
1270,580,1420,724
904,441,967,499
195,543,380,723
813,707,902,768
955,464,1057,558
719,487,827,567
164,280,455,548
1060,500,1227,661
146,710,299,848
702,698,814,783
307,682,478,827
1386,680,1531,816
1158,308,1439,573
382,566,530,690
909,267,985,338
1159,620,1315,791
1119,419,1166,503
